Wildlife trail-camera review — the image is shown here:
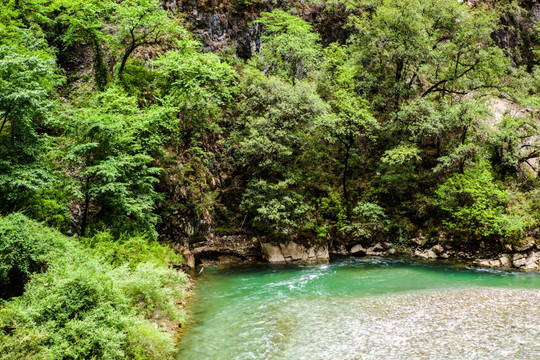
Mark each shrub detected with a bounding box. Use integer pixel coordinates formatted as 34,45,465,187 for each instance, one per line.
0,216,189,359
0,213,72,299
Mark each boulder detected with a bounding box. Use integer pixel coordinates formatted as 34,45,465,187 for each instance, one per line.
366,243,384,256
523,261,540,270
261,241,329,264
527,251,540,264
513,237,536,252
350,244,367,256
474,259,492,268
280,241,305,261
260,242,286,263
513,257,528,268
414,249,438,260
331,244,349,256
499,254,512,268
431,244,444,255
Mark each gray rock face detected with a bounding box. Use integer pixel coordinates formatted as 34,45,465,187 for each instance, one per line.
260,241,329,264
260,242,286,263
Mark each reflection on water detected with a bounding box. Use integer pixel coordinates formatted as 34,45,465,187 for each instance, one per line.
177,258,540,360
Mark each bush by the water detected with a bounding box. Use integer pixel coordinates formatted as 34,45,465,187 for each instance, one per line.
0,214,188,359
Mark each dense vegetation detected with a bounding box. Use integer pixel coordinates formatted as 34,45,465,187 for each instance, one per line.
2,0,540,357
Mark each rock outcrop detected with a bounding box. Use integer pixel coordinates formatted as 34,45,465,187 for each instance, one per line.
260,241,329,264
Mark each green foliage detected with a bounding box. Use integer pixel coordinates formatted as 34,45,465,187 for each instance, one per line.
153,44,236,143
253,10,322,80
0,213,71,299
0,33,61,158
0,215,188,360
55,0,114,90
434,161,532,237
81,231,183,268
231,69,327,236
114,0,184,79
240,178,313,236
340,202,388,238
66,87,168,237
488,114,540,176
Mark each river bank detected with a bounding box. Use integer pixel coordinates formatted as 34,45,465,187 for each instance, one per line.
180,231,540,272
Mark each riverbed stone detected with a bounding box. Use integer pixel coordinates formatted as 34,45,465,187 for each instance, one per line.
522,261,539,270
315,245,329,261
474,259,492,268
280,241,305,261
261,241,329,264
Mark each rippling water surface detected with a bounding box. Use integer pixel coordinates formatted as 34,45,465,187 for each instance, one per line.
177,258,540,360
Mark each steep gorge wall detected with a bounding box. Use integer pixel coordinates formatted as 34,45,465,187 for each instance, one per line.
164,0,357,57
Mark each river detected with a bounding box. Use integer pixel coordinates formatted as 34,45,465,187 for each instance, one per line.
177,258,540,360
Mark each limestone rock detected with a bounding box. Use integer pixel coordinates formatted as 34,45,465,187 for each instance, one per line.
431,244,444,255
280,241,305,261
414,249,438,260
350,244,367,256
523,261,539,270
474,259,492,268
183,250,196,269
513,257,528,268
331,244,349,256
513,237,536,252
260,242,286,263
261,241,328,264
499,254,512,267
366,243,384,256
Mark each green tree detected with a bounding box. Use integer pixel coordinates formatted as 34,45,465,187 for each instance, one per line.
66,87,165,237
153,41,236,144
231,69,327,236
0,33,61,158
253,10,322,81
434,161,531,237
114,0,182,80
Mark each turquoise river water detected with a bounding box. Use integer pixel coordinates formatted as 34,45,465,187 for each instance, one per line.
177,258,540,360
